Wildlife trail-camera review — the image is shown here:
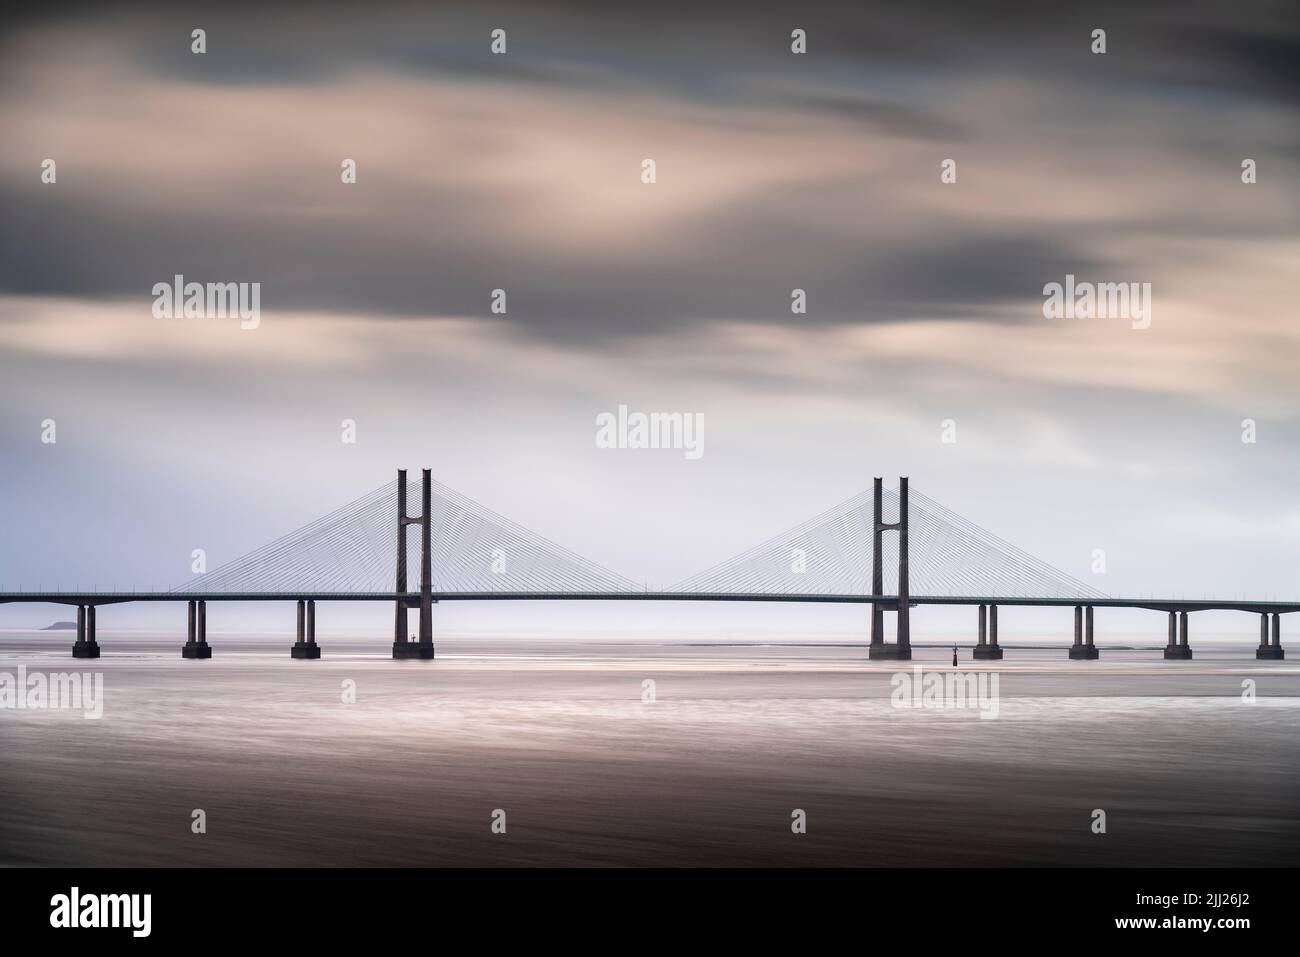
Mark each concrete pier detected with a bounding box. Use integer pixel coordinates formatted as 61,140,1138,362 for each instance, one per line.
1069,604,1098,659
973,602,1004,659
1164,610,1193,659
291,598,321,659
1257,612,1285,659
182,598,212,659
390,468,410,660
71,603,101,658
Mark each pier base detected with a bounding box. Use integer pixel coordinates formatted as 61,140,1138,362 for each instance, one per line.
290,599,322,659
972,604,1003,659
182,600,211,659
1068,605,1099,659
1164,611,1192,659
1256,613,1284,659
868,642,911,661
392,641,435,660
71,605,100,658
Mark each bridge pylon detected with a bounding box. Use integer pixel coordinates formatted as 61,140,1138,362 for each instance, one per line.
392,468,435,660
868,476,912,661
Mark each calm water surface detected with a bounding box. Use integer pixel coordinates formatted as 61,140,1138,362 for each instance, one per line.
2,630,1297,866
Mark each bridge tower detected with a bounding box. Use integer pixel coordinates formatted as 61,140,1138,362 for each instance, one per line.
869,476,911,661
392,468,436,659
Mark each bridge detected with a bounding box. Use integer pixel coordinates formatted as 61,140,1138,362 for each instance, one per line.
1,470,1291,662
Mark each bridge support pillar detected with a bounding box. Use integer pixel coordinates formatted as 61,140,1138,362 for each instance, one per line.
393,601,436,660
292,598,321,659
394,468,436,660
395,468,436,660
1069,604,1098,659
391,469,416,659
1164,610,1193,659
182,599,212,659
1257,612,1284,659
868,476,911,661
393,601,409,653
72,603,100,659
974,602,1003,659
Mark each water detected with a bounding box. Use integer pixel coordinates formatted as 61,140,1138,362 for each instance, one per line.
2,631,1298,866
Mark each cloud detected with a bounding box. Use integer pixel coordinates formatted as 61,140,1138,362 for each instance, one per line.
1,1,1296,347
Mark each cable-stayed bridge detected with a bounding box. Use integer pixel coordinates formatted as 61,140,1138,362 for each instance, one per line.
667,483,1106,601
1,470,1292,662
173,474,643,598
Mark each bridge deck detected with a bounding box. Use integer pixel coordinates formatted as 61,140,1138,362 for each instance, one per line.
1,592,1297,614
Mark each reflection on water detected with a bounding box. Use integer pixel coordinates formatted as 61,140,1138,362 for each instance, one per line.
2,631,1298,866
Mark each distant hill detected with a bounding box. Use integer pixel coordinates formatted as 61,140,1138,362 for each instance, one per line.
42,621,78,631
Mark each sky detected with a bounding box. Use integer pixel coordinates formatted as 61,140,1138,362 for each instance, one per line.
1,1,1298,638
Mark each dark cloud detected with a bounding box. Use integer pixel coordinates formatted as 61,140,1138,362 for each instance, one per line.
12,0,1298,101
0,0,1296,345
0,179,1117,343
